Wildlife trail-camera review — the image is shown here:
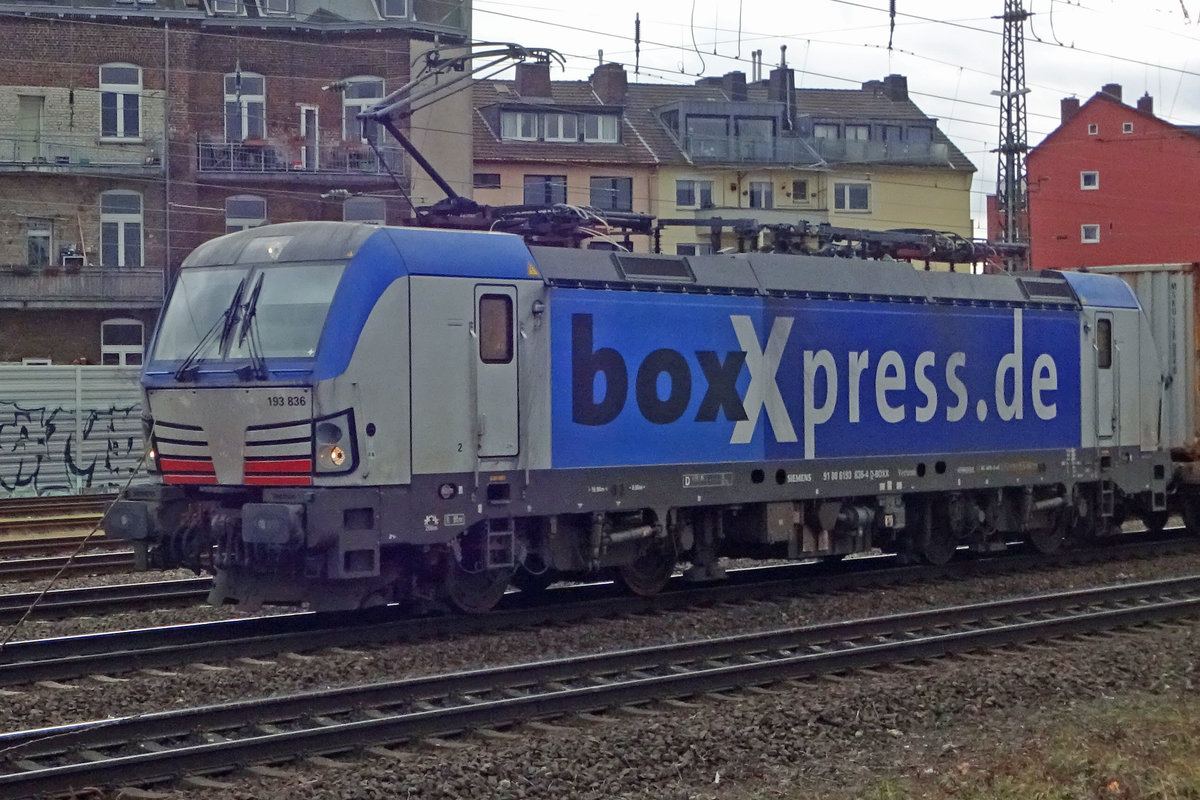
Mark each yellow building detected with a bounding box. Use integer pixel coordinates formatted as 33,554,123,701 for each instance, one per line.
473,64,975,259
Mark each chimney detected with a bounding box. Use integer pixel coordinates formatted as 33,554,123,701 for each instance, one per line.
1101,83,1122,102
722,71,747,102
514,61,551,98
861,79,884,96
882,74,908,102
590,62,627,104
1061,97,1080,123
1137,92,1154,115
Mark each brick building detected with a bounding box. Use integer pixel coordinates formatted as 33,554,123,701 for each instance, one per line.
0,0,471,365
1027,83,1200,268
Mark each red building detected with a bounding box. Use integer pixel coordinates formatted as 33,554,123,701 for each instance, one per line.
1027,84,1200,269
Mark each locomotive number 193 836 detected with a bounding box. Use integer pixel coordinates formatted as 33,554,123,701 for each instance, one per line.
267,395,307,407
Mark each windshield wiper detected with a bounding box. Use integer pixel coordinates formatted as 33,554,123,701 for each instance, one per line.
235,273,267,381
173,276,247,382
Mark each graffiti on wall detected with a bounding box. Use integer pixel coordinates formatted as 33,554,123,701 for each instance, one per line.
0,400,142,496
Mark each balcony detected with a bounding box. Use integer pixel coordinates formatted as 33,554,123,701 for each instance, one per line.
0,267,164,310
682,135,949,166
197,139,406,179
0,130,162,175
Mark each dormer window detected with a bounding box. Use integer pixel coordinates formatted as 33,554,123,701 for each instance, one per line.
500,111,539,140
907,126,932,144
813,123,839,139
845,124,870,141
378,0,407,17
583,114,619,142
543,113,578,142
211,0,240,13
259,0,293,14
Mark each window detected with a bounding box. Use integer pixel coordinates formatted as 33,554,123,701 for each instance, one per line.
813,123,839,139
748,181,773,209
101,318,144,366
881,124,902,141
676,243,714,256
474,173,501,189
344,196,386,224
99,190,142,267
582,114,619,142
791,179,809,204
1081,171,1099,190
225,195,266,233
543,113,578,142
833,182,870,211
259,0,292,13
676,179,713,208
590,177,633,211
342,76,383,143
523,174,566,205
26,218,52,268
100,64,141,139
212,0,240,12
1122,122,1134,134
685,115,728,157
1081,224,1100,243
500,111,538,141
1097,318,1112,369
845,124,870,141
478,294,513,364
735,117,774,159
378,0,406,16
1088,123,1098,135
224,70,265,142
907,126,933,144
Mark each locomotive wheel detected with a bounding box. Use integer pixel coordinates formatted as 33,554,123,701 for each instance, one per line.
615,546,676,597
1028,520,1068,554
443,563,512,614
1181,490,1200,535
919,504,957,566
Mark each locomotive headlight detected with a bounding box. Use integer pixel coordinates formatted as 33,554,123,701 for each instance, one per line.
312,410,357,474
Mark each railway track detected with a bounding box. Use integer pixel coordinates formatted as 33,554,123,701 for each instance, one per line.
2,574,1197,797
1,534,1197,688
0,578,211,625
0,551,136,582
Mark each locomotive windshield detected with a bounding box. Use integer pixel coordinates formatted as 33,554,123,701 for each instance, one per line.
152,261,347,366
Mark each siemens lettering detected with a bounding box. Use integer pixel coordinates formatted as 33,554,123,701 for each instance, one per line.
551,292,1081,468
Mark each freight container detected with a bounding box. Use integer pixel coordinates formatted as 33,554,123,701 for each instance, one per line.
1083,263,1199,460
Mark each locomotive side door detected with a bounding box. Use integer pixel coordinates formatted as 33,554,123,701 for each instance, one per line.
1094,311,1116,441
474,284,519,458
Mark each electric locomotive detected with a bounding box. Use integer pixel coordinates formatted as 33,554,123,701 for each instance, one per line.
105,221,1178,612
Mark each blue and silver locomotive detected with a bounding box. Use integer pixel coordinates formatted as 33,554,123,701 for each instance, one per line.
106,221,1179,612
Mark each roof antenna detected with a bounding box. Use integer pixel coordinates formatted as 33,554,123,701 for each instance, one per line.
634,13,641,75
598,49,604,64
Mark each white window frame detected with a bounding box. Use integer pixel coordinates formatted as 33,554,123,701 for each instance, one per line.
101,318,145,367
1088,123,1098,135
342,75,384,143
1080,171,1099,190
543,113,578,142
224,70,265,142
582,114,619,143
500,111,538,141
833,182,870,212
790,178,809,205
344,196,387,224
211,0,241,14
259,0,293,14
845,124,870,141
1122,122,1134,134
99,190,143,267
676,243,714,256
99,63,141,140
813,123,839,139
225,194,266,233
1081,224,1101,243
748,180,773,209
676,178,714,209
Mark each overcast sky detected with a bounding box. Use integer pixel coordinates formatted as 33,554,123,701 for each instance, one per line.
470,0,1200,235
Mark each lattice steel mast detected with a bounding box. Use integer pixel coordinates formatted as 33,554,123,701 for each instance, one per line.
993,0,1031,270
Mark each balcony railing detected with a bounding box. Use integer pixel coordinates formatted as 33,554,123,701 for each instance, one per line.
683,134,949,166
197,139,406,176
0,130,162,172
0,267,164,309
